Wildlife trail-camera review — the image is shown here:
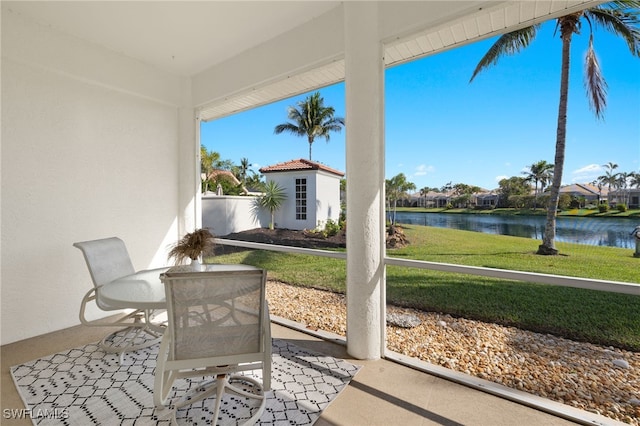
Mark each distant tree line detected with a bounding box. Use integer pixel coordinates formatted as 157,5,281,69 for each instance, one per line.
385,159,640,212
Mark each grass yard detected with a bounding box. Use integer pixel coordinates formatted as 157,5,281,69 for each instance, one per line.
210,225,640,351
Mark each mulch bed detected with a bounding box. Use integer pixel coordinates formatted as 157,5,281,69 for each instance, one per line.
214,227,346,254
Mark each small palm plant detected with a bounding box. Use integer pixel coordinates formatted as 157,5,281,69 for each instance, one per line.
167,228,216,265
259,181,287,230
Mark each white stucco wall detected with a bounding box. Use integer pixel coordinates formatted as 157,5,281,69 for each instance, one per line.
265,170,341,231
1,12,191,345
315,171,342,228
201,195,269,236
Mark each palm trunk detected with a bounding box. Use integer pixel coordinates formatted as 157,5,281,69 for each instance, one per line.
538,24,574,255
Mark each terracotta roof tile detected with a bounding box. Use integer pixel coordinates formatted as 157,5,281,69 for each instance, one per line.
259,158,344,177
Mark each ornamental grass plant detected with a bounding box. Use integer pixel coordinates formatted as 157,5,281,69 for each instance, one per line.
168,228,216,264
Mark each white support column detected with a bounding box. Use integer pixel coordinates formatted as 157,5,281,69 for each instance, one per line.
344,1,386,360
177,106,199,235
177,77,200,236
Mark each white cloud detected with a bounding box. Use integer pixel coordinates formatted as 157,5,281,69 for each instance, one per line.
414,164,435,176
571,163,602,183
573,163,602,175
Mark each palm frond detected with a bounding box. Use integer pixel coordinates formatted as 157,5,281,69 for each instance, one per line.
587,3,640,56
584,34,608,120
469,25,539,82
274,122,305,137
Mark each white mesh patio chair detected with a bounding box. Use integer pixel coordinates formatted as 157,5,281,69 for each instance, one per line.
154,267,271,426
73,237,164,356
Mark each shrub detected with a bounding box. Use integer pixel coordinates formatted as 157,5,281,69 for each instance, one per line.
617,203,628,212
557,194,571,210
599,203,609,213
323,219,342,237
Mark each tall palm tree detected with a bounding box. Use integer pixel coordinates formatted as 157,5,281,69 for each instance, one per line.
523,160,554,209
239,157,250,186
600,161,620,192
615,171,631,206
470,2,640,255
274,92,345,161
420,186,432,208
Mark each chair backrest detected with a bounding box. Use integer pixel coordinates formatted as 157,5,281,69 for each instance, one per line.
73,237,136,288
161,267,268,363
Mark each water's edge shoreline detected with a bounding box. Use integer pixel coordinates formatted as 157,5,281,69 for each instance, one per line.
392,207,640,219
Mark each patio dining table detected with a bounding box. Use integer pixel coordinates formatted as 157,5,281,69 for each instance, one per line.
99,264,260,310
96,263,261,359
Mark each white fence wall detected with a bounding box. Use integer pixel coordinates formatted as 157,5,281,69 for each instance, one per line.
202,195,269,236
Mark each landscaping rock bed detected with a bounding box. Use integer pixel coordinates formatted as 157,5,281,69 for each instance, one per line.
266,280,640,425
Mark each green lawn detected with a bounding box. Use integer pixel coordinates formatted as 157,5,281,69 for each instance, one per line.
210,226,640,351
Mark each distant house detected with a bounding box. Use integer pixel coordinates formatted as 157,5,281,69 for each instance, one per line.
609,188,640,209
418,191,451,208
410,190,452,208
259,159,344,231
473,190,499,208
558,183,605,205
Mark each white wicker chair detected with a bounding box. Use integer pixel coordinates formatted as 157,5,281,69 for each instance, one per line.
73,237,164,356
154,266,271,426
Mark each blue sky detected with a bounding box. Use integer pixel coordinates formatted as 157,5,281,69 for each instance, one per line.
201,21,639,191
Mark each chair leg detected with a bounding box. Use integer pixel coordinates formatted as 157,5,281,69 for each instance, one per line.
210,374,227,426
154,335,175,408
80,289,165,359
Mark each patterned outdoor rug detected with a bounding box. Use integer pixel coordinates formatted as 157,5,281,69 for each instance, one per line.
11,339,360,425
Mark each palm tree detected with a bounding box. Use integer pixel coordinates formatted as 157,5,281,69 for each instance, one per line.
258,180,287,230
239,157,250,186
385,173,416,224
274,92,345,161
615,171,631,206
600,161,620,192
419,187,431,208
200,145,221,193
522,160,554,209
470,2,640,255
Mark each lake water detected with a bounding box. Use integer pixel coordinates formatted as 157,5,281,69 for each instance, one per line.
392,212,640,249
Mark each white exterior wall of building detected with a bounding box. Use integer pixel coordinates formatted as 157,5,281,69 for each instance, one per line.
267,172,316,231
263,169,341,231
1,11,195,345
202,195,269,236
314,171,342,228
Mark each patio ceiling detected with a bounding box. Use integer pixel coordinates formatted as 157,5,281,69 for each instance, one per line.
4,1,603,121
198,0,603,121
2,1,340,77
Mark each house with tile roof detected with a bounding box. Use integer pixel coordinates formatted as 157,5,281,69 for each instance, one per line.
259,159,344,231
558,183,606,205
